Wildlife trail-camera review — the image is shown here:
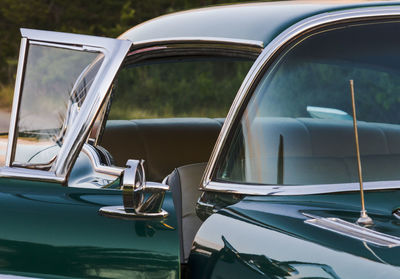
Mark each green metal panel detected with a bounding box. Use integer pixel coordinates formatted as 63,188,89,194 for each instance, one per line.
0,178,180,278
190,190,400,278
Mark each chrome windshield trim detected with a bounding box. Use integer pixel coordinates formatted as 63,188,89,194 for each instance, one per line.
205,181,400,196
203,6,400,195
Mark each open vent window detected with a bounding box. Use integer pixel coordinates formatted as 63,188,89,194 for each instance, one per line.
2,29,131,183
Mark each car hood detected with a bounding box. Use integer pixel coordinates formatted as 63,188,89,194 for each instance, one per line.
219,189,400,275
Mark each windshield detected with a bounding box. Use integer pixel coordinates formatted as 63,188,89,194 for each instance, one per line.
217,21,400,186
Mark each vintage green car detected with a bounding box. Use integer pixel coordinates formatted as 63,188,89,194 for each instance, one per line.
1,1,400,278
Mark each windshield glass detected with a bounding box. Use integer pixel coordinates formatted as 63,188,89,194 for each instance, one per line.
217,21,400,186
13,43,103,167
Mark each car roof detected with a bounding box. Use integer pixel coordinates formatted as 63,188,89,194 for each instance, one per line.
120,1,400,46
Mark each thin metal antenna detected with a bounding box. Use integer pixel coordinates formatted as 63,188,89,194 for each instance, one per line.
349,80,373,226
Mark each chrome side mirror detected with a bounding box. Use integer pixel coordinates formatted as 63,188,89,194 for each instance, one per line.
99,159,169,220
122,160,146,212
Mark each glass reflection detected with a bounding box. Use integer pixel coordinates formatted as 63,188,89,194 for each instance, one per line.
217,21,400,186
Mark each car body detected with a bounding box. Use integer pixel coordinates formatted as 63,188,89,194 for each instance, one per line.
1,1,400,278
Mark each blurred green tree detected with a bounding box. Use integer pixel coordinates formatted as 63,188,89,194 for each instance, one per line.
0,0,266,88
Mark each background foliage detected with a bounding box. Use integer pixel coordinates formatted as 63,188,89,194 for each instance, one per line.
110,58,254,119
0,0,271,109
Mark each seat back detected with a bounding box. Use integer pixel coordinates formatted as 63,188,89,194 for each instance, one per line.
100,118,223,181
166,162,207,263
248,117,400,185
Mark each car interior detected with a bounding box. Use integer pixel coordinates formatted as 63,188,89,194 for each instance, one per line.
89,51,256,264
98,117,222,263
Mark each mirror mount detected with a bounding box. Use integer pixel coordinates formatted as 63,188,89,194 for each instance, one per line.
99,159,169,220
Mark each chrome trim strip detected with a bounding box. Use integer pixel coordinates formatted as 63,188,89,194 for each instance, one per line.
0,166,64,183
81,145,123,176
203,6,400,195
131,37,264,49
6,38,27,167
125,38,263,65
206,180,400,196
304,213,400,248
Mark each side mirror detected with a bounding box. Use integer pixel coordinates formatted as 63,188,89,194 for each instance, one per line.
99,159,169,220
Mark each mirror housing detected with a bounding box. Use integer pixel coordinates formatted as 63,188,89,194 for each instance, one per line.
99,159,169,220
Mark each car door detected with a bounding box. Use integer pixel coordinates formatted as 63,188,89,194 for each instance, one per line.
0,29,180,279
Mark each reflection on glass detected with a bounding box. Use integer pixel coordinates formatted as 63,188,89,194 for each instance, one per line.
217,21,400,186
14,44,103,167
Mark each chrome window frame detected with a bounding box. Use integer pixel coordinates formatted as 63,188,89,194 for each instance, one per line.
203,7,400,196
124,37,263,64
0,28,131,183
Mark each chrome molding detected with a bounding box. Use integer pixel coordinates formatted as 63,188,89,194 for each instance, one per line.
81,144,123,177
0,166,64,183
205,180,400,196
125,37,263,65
131,37,264,50
203,6,400,196
5,38,27,167
304,213,400,248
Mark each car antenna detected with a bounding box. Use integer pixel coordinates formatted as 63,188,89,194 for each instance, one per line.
349,80,373,226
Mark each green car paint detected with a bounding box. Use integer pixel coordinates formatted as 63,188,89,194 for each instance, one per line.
121,2,400,47
0,177,180,278
190,190,400,278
